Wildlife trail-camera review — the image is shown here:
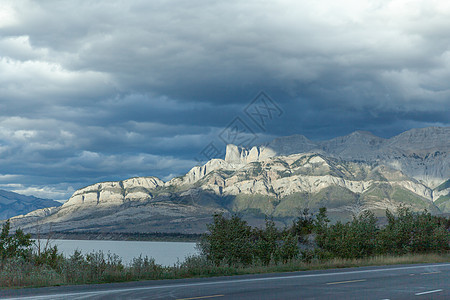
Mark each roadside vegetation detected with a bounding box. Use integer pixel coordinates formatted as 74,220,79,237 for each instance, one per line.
1,207,449,289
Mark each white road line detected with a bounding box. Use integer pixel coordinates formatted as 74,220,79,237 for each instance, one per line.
415,289,443,296
326,279,366,285
2,263,450,300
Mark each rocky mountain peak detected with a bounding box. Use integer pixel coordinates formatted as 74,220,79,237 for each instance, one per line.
387,126,450,152
265,134,317,156
260,126,449,188
224,144,276,164
168,159,235,186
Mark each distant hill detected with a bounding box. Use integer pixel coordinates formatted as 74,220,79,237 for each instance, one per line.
9,126,449,234
0,190,61,220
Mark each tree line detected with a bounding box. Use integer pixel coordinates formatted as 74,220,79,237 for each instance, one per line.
199,207,450,266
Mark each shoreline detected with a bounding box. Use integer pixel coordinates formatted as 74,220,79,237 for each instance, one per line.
30,231,202,242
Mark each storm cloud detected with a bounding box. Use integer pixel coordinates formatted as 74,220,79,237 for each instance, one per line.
0,0,449,200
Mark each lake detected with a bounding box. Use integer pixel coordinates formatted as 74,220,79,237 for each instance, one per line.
47,239,199,266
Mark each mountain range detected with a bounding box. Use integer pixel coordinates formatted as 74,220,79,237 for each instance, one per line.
8,127,450,234
0,189,61,220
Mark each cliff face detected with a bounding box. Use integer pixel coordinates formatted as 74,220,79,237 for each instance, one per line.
9,127,449,234
63,177,164,208
224,144,276,164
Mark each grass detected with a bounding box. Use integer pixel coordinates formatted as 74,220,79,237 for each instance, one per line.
231,194,276,215
435,195,450,213
220,253,450,276
178,253,450,278
1,252,448,289
435,195,450,205
391,186,429,208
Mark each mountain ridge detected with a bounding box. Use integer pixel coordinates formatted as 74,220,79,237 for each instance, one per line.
7,126,450,234
0,189,61,220
251,126,449,188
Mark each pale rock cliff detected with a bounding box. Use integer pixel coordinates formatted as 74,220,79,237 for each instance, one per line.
63,176,164,208
168,159,236,186
195,153,435,201
11,206,60,221
224,144,276,164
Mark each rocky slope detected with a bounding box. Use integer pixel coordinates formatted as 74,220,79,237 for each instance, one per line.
263,127,449,189
0,189,61,220
8,127,449,234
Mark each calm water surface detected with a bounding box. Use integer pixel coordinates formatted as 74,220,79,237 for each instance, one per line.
49,239,199,266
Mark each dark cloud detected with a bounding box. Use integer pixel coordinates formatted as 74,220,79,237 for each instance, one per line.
0,0,449,200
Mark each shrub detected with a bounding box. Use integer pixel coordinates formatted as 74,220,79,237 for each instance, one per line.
62,250,89,283
130,255,164,279
276,232,299,263
199,213,254,266
0,257,62,287
33,245,64,270
313,207,449,259
319,210,378,259
254,217,279,265
300,248,334,262
199,213,301,266
84,251,124,282
377,207,449,254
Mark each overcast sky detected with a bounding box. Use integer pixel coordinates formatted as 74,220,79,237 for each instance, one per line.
0,0,449,201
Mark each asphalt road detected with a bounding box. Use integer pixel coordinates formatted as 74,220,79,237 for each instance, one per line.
1,263,449,299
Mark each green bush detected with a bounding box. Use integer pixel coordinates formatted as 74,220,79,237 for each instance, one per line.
316,210,378,259
254,217,279,265
129,255,164,279
84,251,124,282
377,207,449,254
200,213,254,266
199,214,300,266
34,245,64,270
62,250,89,284
312,207,449,259
276,232,299,263
300,248,334,262
0,257,62,287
